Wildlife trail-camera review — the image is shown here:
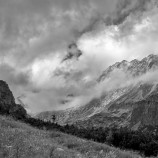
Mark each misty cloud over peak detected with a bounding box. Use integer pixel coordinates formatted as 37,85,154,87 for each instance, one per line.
0,0,158,113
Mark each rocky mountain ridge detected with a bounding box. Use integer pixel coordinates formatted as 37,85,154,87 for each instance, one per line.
98,54,158,81
0,80,27,119
37,54,158,130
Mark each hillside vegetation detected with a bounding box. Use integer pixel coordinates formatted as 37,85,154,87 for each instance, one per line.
0,115,143,158
0,78,158,157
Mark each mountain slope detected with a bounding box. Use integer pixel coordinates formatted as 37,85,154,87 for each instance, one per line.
0,80,27,119
0,115,142,158
37,54,158,129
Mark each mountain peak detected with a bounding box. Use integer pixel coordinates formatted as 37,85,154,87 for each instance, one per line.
98,54,158,82
130,59,139,64
142,54,157,62
37,54,158,130
0,80,27,119
147,54,157,59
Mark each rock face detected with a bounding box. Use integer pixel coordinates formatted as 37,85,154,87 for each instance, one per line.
0,81,15,105
37,54,158,130
98,54,158,81
0,80,27,119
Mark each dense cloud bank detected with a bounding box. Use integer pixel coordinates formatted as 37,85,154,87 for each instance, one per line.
0,0,158,113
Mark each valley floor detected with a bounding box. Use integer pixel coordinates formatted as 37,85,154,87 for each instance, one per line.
0,115,152,158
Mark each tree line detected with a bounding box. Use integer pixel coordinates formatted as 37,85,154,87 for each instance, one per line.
23,117,158,157
1,109,158,157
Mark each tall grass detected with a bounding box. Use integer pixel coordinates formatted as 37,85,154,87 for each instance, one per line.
0,116,145,158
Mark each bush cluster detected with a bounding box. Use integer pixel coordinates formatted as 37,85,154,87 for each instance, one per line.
21,117,158,157
1,109,158,157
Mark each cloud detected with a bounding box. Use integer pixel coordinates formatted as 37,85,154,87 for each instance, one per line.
105,0,155,25
0,0,154,67
0,63,32,105
0,0,119,67
0,64,30,87
0,0,158,114
61,43,82,62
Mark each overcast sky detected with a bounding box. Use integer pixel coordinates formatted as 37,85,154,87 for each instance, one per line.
0,0,158,114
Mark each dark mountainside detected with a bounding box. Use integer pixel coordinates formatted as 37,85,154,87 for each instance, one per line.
1,76,158,157
37,54,158,130
0,80,27,119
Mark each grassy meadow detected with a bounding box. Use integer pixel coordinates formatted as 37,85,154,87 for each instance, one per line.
0,115,152,158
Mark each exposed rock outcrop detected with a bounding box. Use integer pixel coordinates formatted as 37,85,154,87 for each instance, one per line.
37,54,158,130
0,80,27,119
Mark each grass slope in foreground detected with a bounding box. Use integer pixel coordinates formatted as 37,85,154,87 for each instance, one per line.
0,115,148,158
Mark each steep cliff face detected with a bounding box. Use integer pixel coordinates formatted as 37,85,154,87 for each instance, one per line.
37,54,158,129
0,80,27,119
0,81,15,105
